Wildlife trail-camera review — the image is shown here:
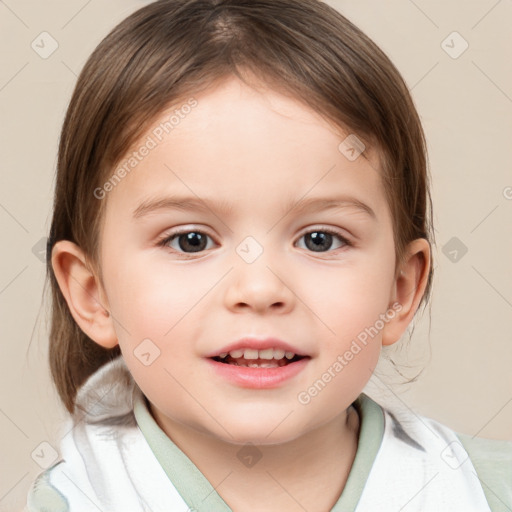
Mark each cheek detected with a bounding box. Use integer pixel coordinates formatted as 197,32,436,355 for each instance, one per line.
104,253,216,341
311,262,394,331
296,266,390,416
304,252,395,384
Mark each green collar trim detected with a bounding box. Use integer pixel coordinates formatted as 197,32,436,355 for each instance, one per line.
331,393,385,511
133,391,385,512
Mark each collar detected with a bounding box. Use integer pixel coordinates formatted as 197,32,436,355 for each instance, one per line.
73,356,385,511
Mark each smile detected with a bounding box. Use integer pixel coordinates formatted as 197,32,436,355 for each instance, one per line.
212,347,305,368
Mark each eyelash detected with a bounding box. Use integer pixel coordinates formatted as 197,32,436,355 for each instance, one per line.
156,226,353,258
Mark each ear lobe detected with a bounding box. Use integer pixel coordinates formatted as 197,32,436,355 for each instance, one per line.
381,238,431,346
51,240,118,349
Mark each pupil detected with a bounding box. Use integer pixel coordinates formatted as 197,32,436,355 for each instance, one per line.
306,232,332,252
180,232,206,253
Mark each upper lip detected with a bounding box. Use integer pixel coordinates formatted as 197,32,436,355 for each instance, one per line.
206,337,309,358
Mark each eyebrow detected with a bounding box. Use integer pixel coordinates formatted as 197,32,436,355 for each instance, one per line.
132,194,376,220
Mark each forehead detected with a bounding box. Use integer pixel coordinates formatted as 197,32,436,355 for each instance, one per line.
101,76,386,222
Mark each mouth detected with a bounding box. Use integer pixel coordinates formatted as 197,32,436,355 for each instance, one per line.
211,348,308,368
206,338,311,388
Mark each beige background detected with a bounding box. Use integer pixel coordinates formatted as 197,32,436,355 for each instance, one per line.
1,0,511,510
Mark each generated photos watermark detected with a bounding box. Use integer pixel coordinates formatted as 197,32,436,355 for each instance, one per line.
93,97,198,200
297,301,403,405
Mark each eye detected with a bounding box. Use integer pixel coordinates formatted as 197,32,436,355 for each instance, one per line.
295,228,352,253
156,226,352,257
157,229,215,255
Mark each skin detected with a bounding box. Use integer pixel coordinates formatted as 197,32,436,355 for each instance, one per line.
52,74,430,512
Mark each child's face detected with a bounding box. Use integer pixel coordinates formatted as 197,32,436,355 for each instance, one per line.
96,75,407,444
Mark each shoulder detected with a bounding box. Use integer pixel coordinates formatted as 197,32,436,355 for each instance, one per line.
456,431,512,467
456,431,512,512
26,462,70,512
364,394,512,511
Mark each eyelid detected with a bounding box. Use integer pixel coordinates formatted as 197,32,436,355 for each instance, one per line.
159,225,215,238
156,224,352,241
156,225,217,246
297,224,353,243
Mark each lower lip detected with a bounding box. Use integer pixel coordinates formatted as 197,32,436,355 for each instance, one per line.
206,358,309,389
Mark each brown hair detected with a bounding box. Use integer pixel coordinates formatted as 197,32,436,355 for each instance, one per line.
46,0,434,413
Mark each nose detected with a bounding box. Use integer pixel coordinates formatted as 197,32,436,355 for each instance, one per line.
224,252,295,315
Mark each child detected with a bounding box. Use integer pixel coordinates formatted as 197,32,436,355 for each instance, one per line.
26,0,511,511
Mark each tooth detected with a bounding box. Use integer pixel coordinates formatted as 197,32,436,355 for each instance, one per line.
285,351,295,359
259,348,274,360
230,349,244,358
244,349,259,360
273,349,285,360
219,352,228,358
261,363,278,368
248,363,259,368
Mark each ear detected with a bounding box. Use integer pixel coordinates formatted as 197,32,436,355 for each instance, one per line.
381,238,431,346
51,240,118,349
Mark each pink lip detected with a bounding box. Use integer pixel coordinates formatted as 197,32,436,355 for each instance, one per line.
204,337,310,389
206,357,309,389
205,337,307,358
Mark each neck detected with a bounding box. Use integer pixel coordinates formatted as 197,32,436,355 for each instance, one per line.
151,403,360,512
